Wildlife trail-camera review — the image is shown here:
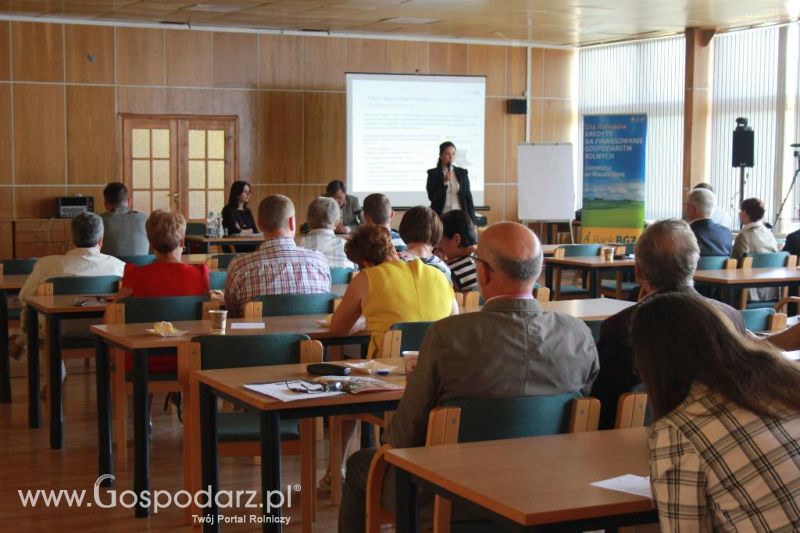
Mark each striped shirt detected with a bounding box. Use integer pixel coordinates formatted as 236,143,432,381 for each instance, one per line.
446,254,477,291
297,228,356,270
224,237,331,317
650,384,800,532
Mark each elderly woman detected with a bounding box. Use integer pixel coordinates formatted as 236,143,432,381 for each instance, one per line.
398,205,450,281
631,293,800,532
118,210,210,373
297,196,356,270
330,224,457,357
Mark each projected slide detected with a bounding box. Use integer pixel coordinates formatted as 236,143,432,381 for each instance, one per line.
347,73,485,206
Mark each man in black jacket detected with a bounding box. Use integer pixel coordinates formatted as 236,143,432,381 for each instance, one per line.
426,141,476,223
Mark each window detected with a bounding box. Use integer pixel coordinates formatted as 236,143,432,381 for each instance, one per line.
578,37,685,221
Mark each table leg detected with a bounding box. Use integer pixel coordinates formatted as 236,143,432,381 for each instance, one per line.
95,337,113,487
133,349,150,517
395,468,419,533
260,411,282,533
200,382,219,533
360,421,373,449
589,269,600,299
545,263,553,293
0,288,10,403
48,316,63,449
27,306,39,428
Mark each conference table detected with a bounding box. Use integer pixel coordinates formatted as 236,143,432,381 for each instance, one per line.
0,274,27,403
693,267,800,307
544,256,636,298
185,234,265,253
389,427,657,533
24,293,110,447
193,358,407,533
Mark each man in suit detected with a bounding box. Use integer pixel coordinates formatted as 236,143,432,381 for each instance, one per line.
693,182,732,228
338,221,599,533
99,182,148,257
426,141,476,223
685,187,732,256
592,219,746,430
325,180,361,234
783,212,800,257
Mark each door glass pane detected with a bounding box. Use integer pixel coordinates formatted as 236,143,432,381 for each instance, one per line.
152,160,170,189
132,129,150,158
132,160,150,188
208,130,225,159
189,190,206,219
153,191,171,212
207,160,224,189
132,190,151,214
188,160,205,189
208,190,225,215
188,130,206,159
152,129,170,159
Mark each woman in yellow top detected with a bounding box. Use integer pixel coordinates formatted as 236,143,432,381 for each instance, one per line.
330,223,458,356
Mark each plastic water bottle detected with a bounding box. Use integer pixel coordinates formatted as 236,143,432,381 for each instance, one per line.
206,211,215,237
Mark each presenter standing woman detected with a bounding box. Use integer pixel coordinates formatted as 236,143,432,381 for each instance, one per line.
426,141,476,223
221,180,257,252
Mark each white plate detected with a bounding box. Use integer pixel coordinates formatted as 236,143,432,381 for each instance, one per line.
145,328,188,337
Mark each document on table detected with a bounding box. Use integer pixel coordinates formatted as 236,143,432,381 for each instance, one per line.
230,322,266,330
244,381,345,402
591,474,652,499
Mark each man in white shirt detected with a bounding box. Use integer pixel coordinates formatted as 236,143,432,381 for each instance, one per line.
298,197,357,270
12,213,125,358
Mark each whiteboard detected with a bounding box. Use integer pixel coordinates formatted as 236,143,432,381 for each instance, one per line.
517,143,575,221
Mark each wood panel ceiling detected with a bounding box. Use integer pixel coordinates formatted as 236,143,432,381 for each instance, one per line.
0,0,797,46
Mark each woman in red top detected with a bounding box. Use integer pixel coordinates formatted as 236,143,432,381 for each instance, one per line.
119,209,210,373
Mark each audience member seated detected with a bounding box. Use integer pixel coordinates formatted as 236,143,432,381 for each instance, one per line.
118,210,210,374
362,193,407,252
338,222,599,533
438,209,478,291
224,194,331,318
12,213,125,359
397,205,451,281
693,182,732,228
99,182,148,257
297,197,357,270
732,197,779,302
783,217,800,257
631,292,800,531
685,188,732,256
592,219,745,430
221,180,257,236
325,179,361,234
330,224,457,357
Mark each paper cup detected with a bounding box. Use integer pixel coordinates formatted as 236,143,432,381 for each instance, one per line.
602,247,615,261
402,351,419,373
209,309,228,332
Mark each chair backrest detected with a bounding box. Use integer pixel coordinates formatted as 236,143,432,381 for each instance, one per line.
382,321,434,357
209,270,227,291
330,267,355,284
245,292,339,317
533,286,550,302
739,307,786,332
1,258,37,275
117,254,156,266
742,251,791,268
622,242,636,255
109,295,210,324
208,254,239,270
583,320,602,343
697,255,736,270
43,275,121,295
614,392,649,429
554,244,602,258
185,222,206,236
189,333,313,370
446,392,583,442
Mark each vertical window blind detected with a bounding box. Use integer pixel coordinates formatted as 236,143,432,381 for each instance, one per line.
578,37,685,221
710,26,780,226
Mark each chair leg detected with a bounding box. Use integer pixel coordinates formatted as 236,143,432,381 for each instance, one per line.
300,419,316,531
112,350,128,467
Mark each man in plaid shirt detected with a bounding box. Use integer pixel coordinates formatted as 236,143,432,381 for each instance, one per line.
224,194,331,317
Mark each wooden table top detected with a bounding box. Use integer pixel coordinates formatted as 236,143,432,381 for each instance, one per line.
91,316,368,349
195,357,406,411
545,256,636,269
25,294,112,314
693,267,800,284
386,427,653,527
181,254,213,265
0,274,27,290
185,235,264,244
542,244,559,256
539,298,634,320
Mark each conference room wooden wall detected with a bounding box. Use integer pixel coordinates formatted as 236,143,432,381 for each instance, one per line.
0,21,576,257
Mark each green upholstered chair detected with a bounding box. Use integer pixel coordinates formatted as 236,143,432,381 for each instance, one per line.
552,244,603,300
739,307,786,333
208,270,227,291
330,267,355,284
740,251,795,309
208,254,239,270
381,321,435,358
117,254,156,265
244,292,339,318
